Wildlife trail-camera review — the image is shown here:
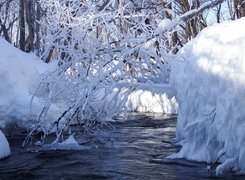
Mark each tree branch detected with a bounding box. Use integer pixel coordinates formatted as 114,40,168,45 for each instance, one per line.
180,0,224,22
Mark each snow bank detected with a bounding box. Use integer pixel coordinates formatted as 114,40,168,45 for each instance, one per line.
0,130,10,159
126,85,178,114
0,38,57,130
170,18,245,175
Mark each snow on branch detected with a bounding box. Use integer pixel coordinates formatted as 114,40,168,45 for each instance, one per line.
180,0,224,22
24,0,223,146
152,0,224,37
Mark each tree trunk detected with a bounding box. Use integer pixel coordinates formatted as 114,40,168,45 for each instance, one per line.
238,0,245,17
19,0,25,51
35,1,41,55
188,19,198,38
234,0,245,18
217,4,222,23
0,19,11,43
25,0,35,52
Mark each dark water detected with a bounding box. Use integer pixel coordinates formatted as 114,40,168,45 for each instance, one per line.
0,113,242,179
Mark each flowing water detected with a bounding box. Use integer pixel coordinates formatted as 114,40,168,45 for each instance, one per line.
0,113,242,179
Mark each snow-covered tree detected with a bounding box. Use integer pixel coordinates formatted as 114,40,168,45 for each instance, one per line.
17,0,225,145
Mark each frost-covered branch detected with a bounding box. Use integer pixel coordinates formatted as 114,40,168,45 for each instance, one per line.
180,0,224,22
24,0,224,145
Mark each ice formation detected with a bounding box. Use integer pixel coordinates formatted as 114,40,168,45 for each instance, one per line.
0,130,10,159
170,17,245,175
60,135,79,146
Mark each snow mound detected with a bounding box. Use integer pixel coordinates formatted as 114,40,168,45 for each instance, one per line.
0,130,10,159
170,18,245,175
126,87,178,114
0,38,58,130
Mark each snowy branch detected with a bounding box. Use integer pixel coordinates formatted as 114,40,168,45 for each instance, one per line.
180,0,225,22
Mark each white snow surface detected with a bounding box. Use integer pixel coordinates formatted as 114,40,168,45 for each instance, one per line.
126,85,178,114
0,130,10,159
0,38,58,129
170,18,245,175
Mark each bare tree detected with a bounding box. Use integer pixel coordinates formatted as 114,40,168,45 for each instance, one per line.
19,0,25,51
0,0,17,43
25,0,35,52
174,0,208,43
234,0,245,18
227,0,245,19
35,0,41,55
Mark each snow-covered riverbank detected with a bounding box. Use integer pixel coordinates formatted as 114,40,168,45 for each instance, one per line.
0,37,178,130
0,37,177,157
170,17,245,175
0,38,58,129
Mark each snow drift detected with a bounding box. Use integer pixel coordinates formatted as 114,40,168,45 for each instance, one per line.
171,18,245,175
0,130,10,159
0,38,58,130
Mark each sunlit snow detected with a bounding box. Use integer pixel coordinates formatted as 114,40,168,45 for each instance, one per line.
170,17,245,175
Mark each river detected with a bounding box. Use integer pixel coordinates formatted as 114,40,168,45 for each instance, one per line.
0,113,242,179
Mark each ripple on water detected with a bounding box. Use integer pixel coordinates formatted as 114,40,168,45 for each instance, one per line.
0,113,239,179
